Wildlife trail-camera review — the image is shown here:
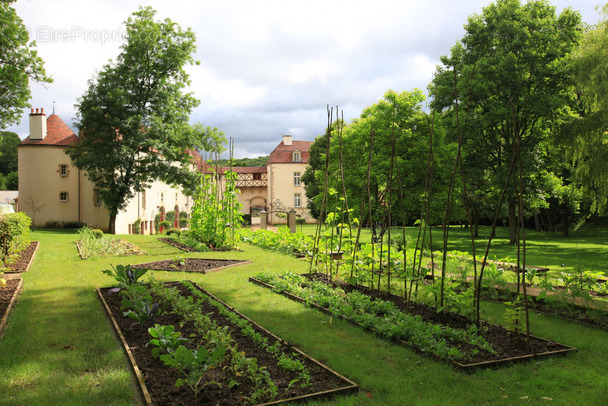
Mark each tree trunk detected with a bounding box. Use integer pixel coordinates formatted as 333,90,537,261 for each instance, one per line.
508,195,517,245
109,211,117,234
561,208,569,237
472,206,480,238
534,212,540,232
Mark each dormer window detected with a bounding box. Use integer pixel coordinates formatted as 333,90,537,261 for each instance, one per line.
292,150,302,162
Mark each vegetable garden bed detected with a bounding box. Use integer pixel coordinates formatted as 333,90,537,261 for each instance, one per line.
98,280,358,405
0,276,23,338
249,272,577,371
2,241,38,273
132,258,251,273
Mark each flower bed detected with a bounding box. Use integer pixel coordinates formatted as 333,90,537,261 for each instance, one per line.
0,276,23,338
98,277,358,405
249,272,577,371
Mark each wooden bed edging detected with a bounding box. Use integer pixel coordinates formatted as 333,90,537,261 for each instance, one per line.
0,278,24,339
96,288,154,406
248,276,578,372
98,283,359,406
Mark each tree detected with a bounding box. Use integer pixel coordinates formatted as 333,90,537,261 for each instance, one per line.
0,1,52,129
68,7,204,234
431,0,583,243
0,131,20,175
562,4,608,215
5,172,18,190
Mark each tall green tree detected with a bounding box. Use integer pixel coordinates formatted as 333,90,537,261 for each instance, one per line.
562,4,608,215
68,7,204,234
0,1,52,128
431,0,582,243
0,131,20,175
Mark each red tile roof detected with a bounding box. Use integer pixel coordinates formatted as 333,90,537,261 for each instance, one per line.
268,139,312,164
19,114,79,147
203,164,267,174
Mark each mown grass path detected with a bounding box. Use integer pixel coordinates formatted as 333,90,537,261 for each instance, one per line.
0,229,607,405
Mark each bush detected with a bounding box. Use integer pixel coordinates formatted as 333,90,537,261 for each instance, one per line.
0,212,32,261
160,220,172,231
166,228,181,237
133,218,141,234
178,218,188,228
242,214,252,225
91,229,104,239
165,211,176,222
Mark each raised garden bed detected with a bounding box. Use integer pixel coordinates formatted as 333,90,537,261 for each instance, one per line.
76,239,145,259
2,241,39,273
132,258,251,273
98,280,358,405
158,237,201,252
249,272,577,371
0,276,23,338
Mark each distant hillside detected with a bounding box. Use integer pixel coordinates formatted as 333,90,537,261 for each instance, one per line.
217,156,269,167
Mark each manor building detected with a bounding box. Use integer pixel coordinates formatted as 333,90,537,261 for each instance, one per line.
18,108,194,234
18,109,313,233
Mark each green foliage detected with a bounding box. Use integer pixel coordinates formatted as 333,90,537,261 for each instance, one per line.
102,264,148,288
91,229,104,239
189,168,243,249
0,132,20,175
160,344,227,403
159,220,172,231
217,155,269,167
0,3,52,129
0,212,32,263
67,7,204,233
166,228,181,237
254,271,495,361
132,218,141,235
240,227,313,256
76,226,139,258
147,324,190,358
4,171,17,191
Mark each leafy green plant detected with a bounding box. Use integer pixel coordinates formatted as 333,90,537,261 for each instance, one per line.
102,264,148,288
77,226,136,258
159,342,227,405
122,298,163,325
0,212,31,264
148,324,190,357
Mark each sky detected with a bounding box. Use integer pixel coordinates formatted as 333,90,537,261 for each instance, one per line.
6,0,605,159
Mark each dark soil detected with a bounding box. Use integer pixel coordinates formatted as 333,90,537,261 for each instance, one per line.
99,282,357,405
2,241,38,273
0,277,21,325
158,238,201,252
132,258,250,273
283,273,576,368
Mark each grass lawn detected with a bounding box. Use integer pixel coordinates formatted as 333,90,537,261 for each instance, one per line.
0,228,607,405
298,223,608,277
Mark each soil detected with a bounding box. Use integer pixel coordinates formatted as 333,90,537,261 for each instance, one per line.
2,241,39,273
132,258,250,273
0,277,21,326
263,273,576,369
99,282,357,405
158,238,201,252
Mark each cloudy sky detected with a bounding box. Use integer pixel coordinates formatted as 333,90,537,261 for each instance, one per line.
7,0,604,158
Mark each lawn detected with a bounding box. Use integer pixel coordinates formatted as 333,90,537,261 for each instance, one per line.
0,228,607,405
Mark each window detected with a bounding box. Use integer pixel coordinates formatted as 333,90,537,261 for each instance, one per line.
294,172,301,186
294,193,301,208
60,192,68,202
253,172,262,181
60,164,68,177
292,150,301,162
94,189,102,206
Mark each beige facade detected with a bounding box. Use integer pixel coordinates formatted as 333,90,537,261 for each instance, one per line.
18,109,194,234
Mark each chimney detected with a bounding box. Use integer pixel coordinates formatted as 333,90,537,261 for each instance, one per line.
282,134,292,146
29,107,47,141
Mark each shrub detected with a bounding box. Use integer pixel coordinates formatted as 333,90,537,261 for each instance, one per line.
242,214,252,225
0,212,32,261
160,220,172,231
166,228,181,237
165,211,176,222
91,229,104,239
133,218,142,234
